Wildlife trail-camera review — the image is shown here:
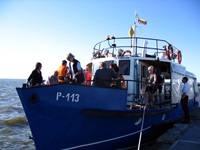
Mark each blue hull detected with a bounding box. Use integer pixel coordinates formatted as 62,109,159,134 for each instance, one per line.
16,84,198,150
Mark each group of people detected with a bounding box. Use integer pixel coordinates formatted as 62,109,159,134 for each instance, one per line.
28,58,190,123
27,53,91,87
27,56,125,89
145,65,190,123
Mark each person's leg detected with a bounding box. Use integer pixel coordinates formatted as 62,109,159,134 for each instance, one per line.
181,96,190,122
145,86,150,107
151,94,155,107
158,85,162,108
184,96,190,122
151,87,156,108
145,91,149,106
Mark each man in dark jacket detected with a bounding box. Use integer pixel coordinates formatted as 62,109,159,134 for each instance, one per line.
93,61,117,87
66,53,85,85
27,62,43,86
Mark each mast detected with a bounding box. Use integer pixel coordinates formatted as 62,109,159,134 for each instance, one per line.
132,11,138,56
130,11,147,56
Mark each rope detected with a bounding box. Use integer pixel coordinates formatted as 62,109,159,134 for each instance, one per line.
137,106,146,150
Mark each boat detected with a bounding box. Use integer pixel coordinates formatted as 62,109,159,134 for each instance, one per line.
16,13,199,150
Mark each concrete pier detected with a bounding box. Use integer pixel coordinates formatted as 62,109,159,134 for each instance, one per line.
149,107,200,150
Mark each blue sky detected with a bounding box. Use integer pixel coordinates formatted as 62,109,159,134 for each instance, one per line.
0,0,200,80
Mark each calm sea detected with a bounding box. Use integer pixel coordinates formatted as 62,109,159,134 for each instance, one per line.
0,79,35,150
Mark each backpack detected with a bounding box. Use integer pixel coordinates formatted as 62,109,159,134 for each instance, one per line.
155,70,164,84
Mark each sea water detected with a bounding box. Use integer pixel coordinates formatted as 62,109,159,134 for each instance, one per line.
0,79,35,150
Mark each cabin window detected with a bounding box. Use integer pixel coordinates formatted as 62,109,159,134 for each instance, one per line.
119,60,130,75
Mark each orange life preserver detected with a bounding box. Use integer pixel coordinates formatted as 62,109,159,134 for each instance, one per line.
121,50,132,56
177,50,182,64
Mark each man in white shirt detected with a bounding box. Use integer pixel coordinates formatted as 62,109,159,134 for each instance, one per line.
181,76,190,123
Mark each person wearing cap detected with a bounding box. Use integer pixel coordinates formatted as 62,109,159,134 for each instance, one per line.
66,53,85,85
57,60,68,83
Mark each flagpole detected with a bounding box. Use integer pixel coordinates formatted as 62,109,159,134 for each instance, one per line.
132,11,138,56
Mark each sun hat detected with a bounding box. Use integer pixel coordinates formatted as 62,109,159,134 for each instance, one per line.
66,53,74,60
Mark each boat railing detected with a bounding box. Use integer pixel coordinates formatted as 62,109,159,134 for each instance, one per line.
120,79,171,109
86,78,171,109
93,36,180,59
21,78,171,109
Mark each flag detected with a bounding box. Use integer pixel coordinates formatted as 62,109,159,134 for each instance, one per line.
138,17,147,25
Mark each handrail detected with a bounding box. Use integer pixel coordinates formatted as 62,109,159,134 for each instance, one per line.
89,78,171,107
92,36,180,59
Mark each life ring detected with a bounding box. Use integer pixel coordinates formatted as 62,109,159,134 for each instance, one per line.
177,50,182,64
121,50,132,56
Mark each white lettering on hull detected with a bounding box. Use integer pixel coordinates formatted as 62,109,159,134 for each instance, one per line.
56,92,80,102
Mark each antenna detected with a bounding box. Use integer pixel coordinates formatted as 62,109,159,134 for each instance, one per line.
135,11,138,18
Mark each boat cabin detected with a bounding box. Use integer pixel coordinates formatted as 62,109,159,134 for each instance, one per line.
90,36,198,108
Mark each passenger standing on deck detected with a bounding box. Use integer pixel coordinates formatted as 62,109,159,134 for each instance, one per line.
66,53,85,85
85,66,91,86
46,70,59,85
110,63,125,88
181,76,190,123
58,60,68,83
93,61,117,87
155,69,165,108
145,66,157,107
27,62,43,86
